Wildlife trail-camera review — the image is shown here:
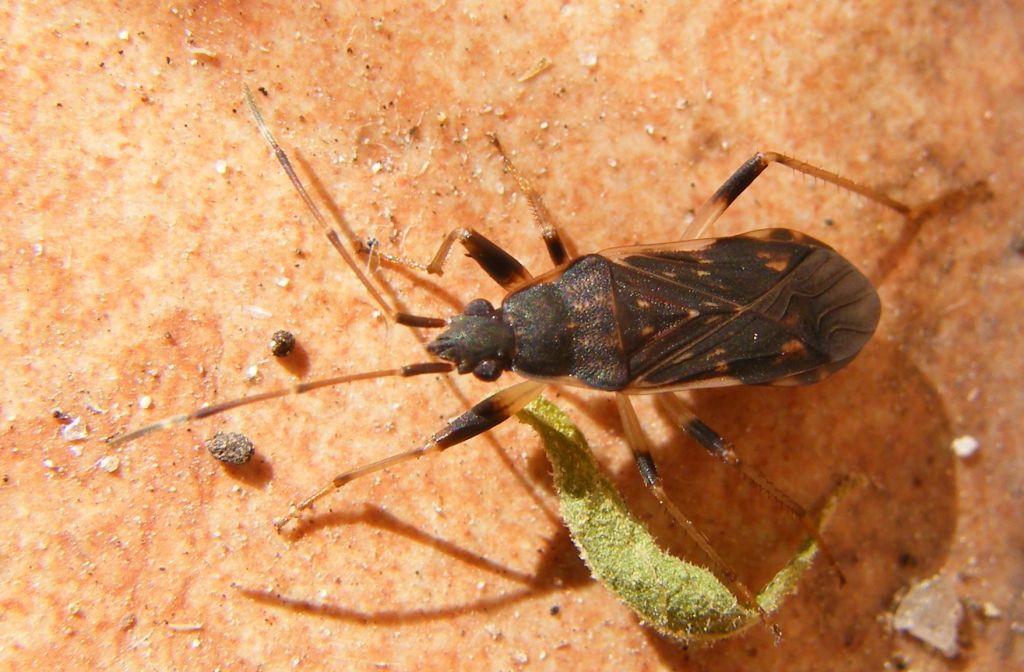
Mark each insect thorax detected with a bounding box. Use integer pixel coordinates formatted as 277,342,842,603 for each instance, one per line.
504,255,631,391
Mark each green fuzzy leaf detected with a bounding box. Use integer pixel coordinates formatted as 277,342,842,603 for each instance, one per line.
518,397,851,644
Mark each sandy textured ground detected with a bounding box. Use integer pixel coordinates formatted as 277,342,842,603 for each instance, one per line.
3,3,1021,670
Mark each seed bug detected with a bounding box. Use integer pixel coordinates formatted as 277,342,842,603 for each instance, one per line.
111,85,937,637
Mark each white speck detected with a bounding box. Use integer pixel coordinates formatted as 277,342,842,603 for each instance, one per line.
118,29,130,41
512,652,528,665
245,365,260,381
274,276,289,288
607,158,617,168
97,455,120,473
214,159,228,175
187,45,217,59
371,161,383,174
539,120,549,130
951,435,979,458
578,49,598,67
33,243,44,256
245,305,272,318
980,601,1002,619
68,444,82,457
43,459,57,470
476,581,486,591
138,395,152,410
675,97,688,109
644,123,655,135
61,416,88,441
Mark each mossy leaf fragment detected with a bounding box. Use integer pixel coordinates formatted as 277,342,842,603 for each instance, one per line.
518,397,850,644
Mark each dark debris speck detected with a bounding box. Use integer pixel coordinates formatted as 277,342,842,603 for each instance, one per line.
206,431,254,465
269,330,296,357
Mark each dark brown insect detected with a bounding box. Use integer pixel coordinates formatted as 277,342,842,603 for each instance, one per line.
111,86,940,633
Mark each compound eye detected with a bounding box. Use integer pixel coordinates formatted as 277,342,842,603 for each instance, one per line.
472,359,502,381
464,298,495,317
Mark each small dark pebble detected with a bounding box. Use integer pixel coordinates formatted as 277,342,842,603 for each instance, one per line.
269,330,296,357
206,431,254,465
549,605,560,616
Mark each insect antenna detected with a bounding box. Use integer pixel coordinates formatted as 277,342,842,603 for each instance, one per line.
243,85,445,330
106,362,453,446
109,88,460,447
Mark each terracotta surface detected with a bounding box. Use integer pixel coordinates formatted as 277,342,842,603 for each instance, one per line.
3,3,1021,670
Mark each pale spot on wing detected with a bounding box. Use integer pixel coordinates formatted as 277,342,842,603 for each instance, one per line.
757,250,791,272
781,339,806,355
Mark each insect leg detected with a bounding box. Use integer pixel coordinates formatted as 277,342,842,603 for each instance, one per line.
657,392,846,585
273,380,545,528
614,393,780,640
488,133,570,267
684,151,913,240
365,226,533,291
361,133,576,283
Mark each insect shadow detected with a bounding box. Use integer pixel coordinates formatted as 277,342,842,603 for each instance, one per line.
235,503,591,626
110,85,980,637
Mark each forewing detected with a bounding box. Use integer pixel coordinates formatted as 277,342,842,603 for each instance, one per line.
603,229,880,389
